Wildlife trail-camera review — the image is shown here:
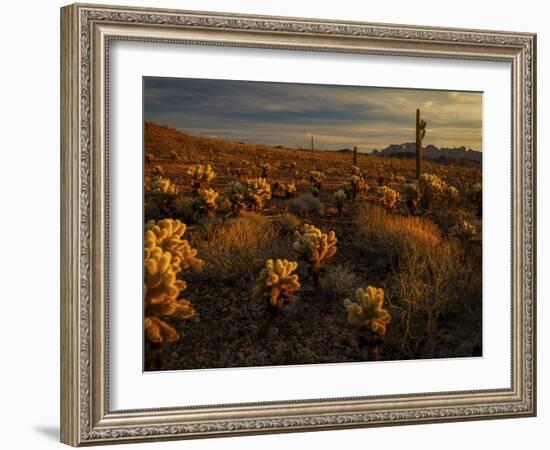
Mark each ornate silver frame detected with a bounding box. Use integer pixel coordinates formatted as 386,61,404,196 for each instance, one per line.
60,3,536,446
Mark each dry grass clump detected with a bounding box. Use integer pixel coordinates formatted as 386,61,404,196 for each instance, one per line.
354,205,441,268
288,194,325,217
188,212,280,279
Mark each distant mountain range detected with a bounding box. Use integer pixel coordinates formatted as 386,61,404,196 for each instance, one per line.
370,143,482,163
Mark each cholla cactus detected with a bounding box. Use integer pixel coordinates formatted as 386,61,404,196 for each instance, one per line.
145,153,155,164
309,170,326,191
378,186,401,212
252,259,301,314
145,219,204,272
293,224,337,289
224,181,246,216
169,150,179,163
187,163,216,193
143,246,196,344
151,176,179,194
344,286,391,361
333,189,347,215
259,163,270,179
451,220,477,242
244,177,271,212
445,185,460,206
351,165,362,176
192,188,219,218
419,173,447,208
344,175,369,203
151,165,164,177
403,182,420,214
272,182,297,199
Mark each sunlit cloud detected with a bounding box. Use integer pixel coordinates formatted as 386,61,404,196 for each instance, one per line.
144,77,482,152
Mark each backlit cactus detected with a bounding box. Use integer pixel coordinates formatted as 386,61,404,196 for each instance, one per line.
419,173,446,208
252,259,301,313
151,176,179,194
308,170,326,191
333,189,347,215
145,153,155,163
151,164,164,177
143,246,195,344
224,181,246,216
192,188,219,218
244,177,272,212
293,224,337,289
272,182,297,198
187,163,216,193
403,182,420,214
344,286,391,360
445,185,460,206
378,186,401,212
145,219,204,272
451,220,477,242
344,174,369,203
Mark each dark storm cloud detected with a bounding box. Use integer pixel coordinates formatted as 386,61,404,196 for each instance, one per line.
144,77,482,151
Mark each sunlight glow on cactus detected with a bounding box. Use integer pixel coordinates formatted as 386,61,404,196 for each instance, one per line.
378,186,401,212
451,220,477,242
344,174,369,202
187,163,216,192
419,173,447,207
150,176,178,194
309,170,326,190
145,219,204,272
244,177,272,212
252,259,301,309
192,188,219,217
143,246,196,344
293,224,337,271
344,286,391,337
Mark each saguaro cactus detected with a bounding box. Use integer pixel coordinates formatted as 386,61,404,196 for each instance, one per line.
415,108,427,180
353,146,358,166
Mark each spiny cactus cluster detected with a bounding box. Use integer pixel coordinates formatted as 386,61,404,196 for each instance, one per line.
344,286,391,338
224,181,246,216
192,188,219,218
272,182,297,198
308,170,326,191
293,224,337,289
445,185,460,205
244,177,272,212
187,163,215,193
143,219,203,345
151,164,164,177
344,174,369,203
378,185,401,212
252,259,301,313
403,182,420,214
150,176,179,194
333,189,347,214
451,220,477,242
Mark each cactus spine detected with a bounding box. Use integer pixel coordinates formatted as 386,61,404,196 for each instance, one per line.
415,108,427,180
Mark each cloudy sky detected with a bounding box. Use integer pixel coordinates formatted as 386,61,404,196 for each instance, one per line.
144,77,482,152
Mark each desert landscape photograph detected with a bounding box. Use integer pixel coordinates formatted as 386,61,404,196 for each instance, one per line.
142,77,483,371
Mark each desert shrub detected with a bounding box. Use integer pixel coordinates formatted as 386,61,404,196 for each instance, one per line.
274,213,301,235
321,264,362,299
189,212,280,279
244,177,272,212
288,194,325,217
252,259,301,314
388,238,480,358
353,205,441,270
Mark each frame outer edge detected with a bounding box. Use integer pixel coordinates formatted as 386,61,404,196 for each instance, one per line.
61,4,81,447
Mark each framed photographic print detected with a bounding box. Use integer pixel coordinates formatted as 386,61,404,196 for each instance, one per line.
60,3,537,446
